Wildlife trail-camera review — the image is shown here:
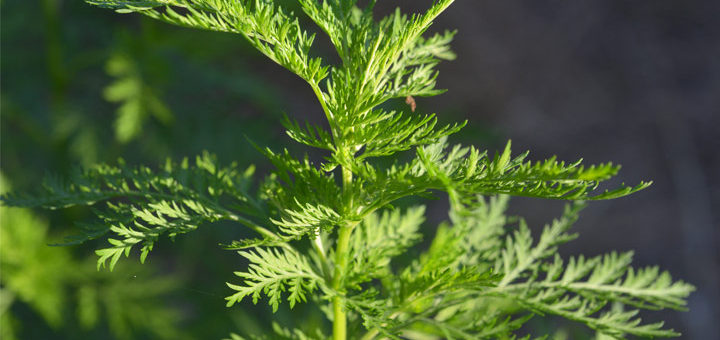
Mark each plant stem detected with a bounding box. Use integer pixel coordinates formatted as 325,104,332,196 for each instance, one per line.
333,163,355,340
333,224,352,340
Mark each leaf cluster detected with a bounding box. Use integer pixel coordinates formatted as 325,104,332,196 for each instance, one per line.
343,197,693,339
2,152,261,271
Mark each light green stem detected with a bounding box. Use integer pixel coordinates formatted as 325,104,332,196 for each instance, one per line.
332,224,352,340
333,164,355,340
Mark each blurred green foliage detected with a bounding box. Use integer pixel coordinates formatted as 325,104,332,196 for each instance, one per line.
104,33,173,144
1,0,304,338
1,174,187,340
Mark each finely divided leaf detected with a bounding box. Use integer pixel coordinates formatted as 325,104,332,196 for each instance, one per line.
2,152,263,271
226,247,323,312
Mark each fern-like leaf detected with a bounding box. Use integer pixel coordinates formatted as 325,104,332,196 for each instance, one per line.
415,139,651,200
2,152,265,270
87,0,329,84
479,202,694,338
226,247,324,312
347,206,425,287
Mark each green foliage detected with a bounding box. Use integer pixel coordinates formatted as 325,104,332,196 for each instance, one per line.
225,321,326,340
1,176,72,329
346,206,425,287
1,0,693,339
481,202,693,338
0,175,184,339
3,152,261,271
414,139,651,200
226,247,324,311
104,47,173,143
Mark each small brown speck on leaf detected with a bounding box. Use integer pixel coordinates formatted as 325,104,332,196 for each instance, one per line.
405,95,416,112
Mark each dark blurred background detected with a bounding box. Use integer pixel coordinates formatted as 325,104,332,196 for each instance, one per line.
433,2,720,339
1,0,718,339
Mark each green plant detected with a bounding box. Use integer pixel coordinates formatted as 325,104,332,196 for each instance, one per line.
0,174,184,340
2,1,693,339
